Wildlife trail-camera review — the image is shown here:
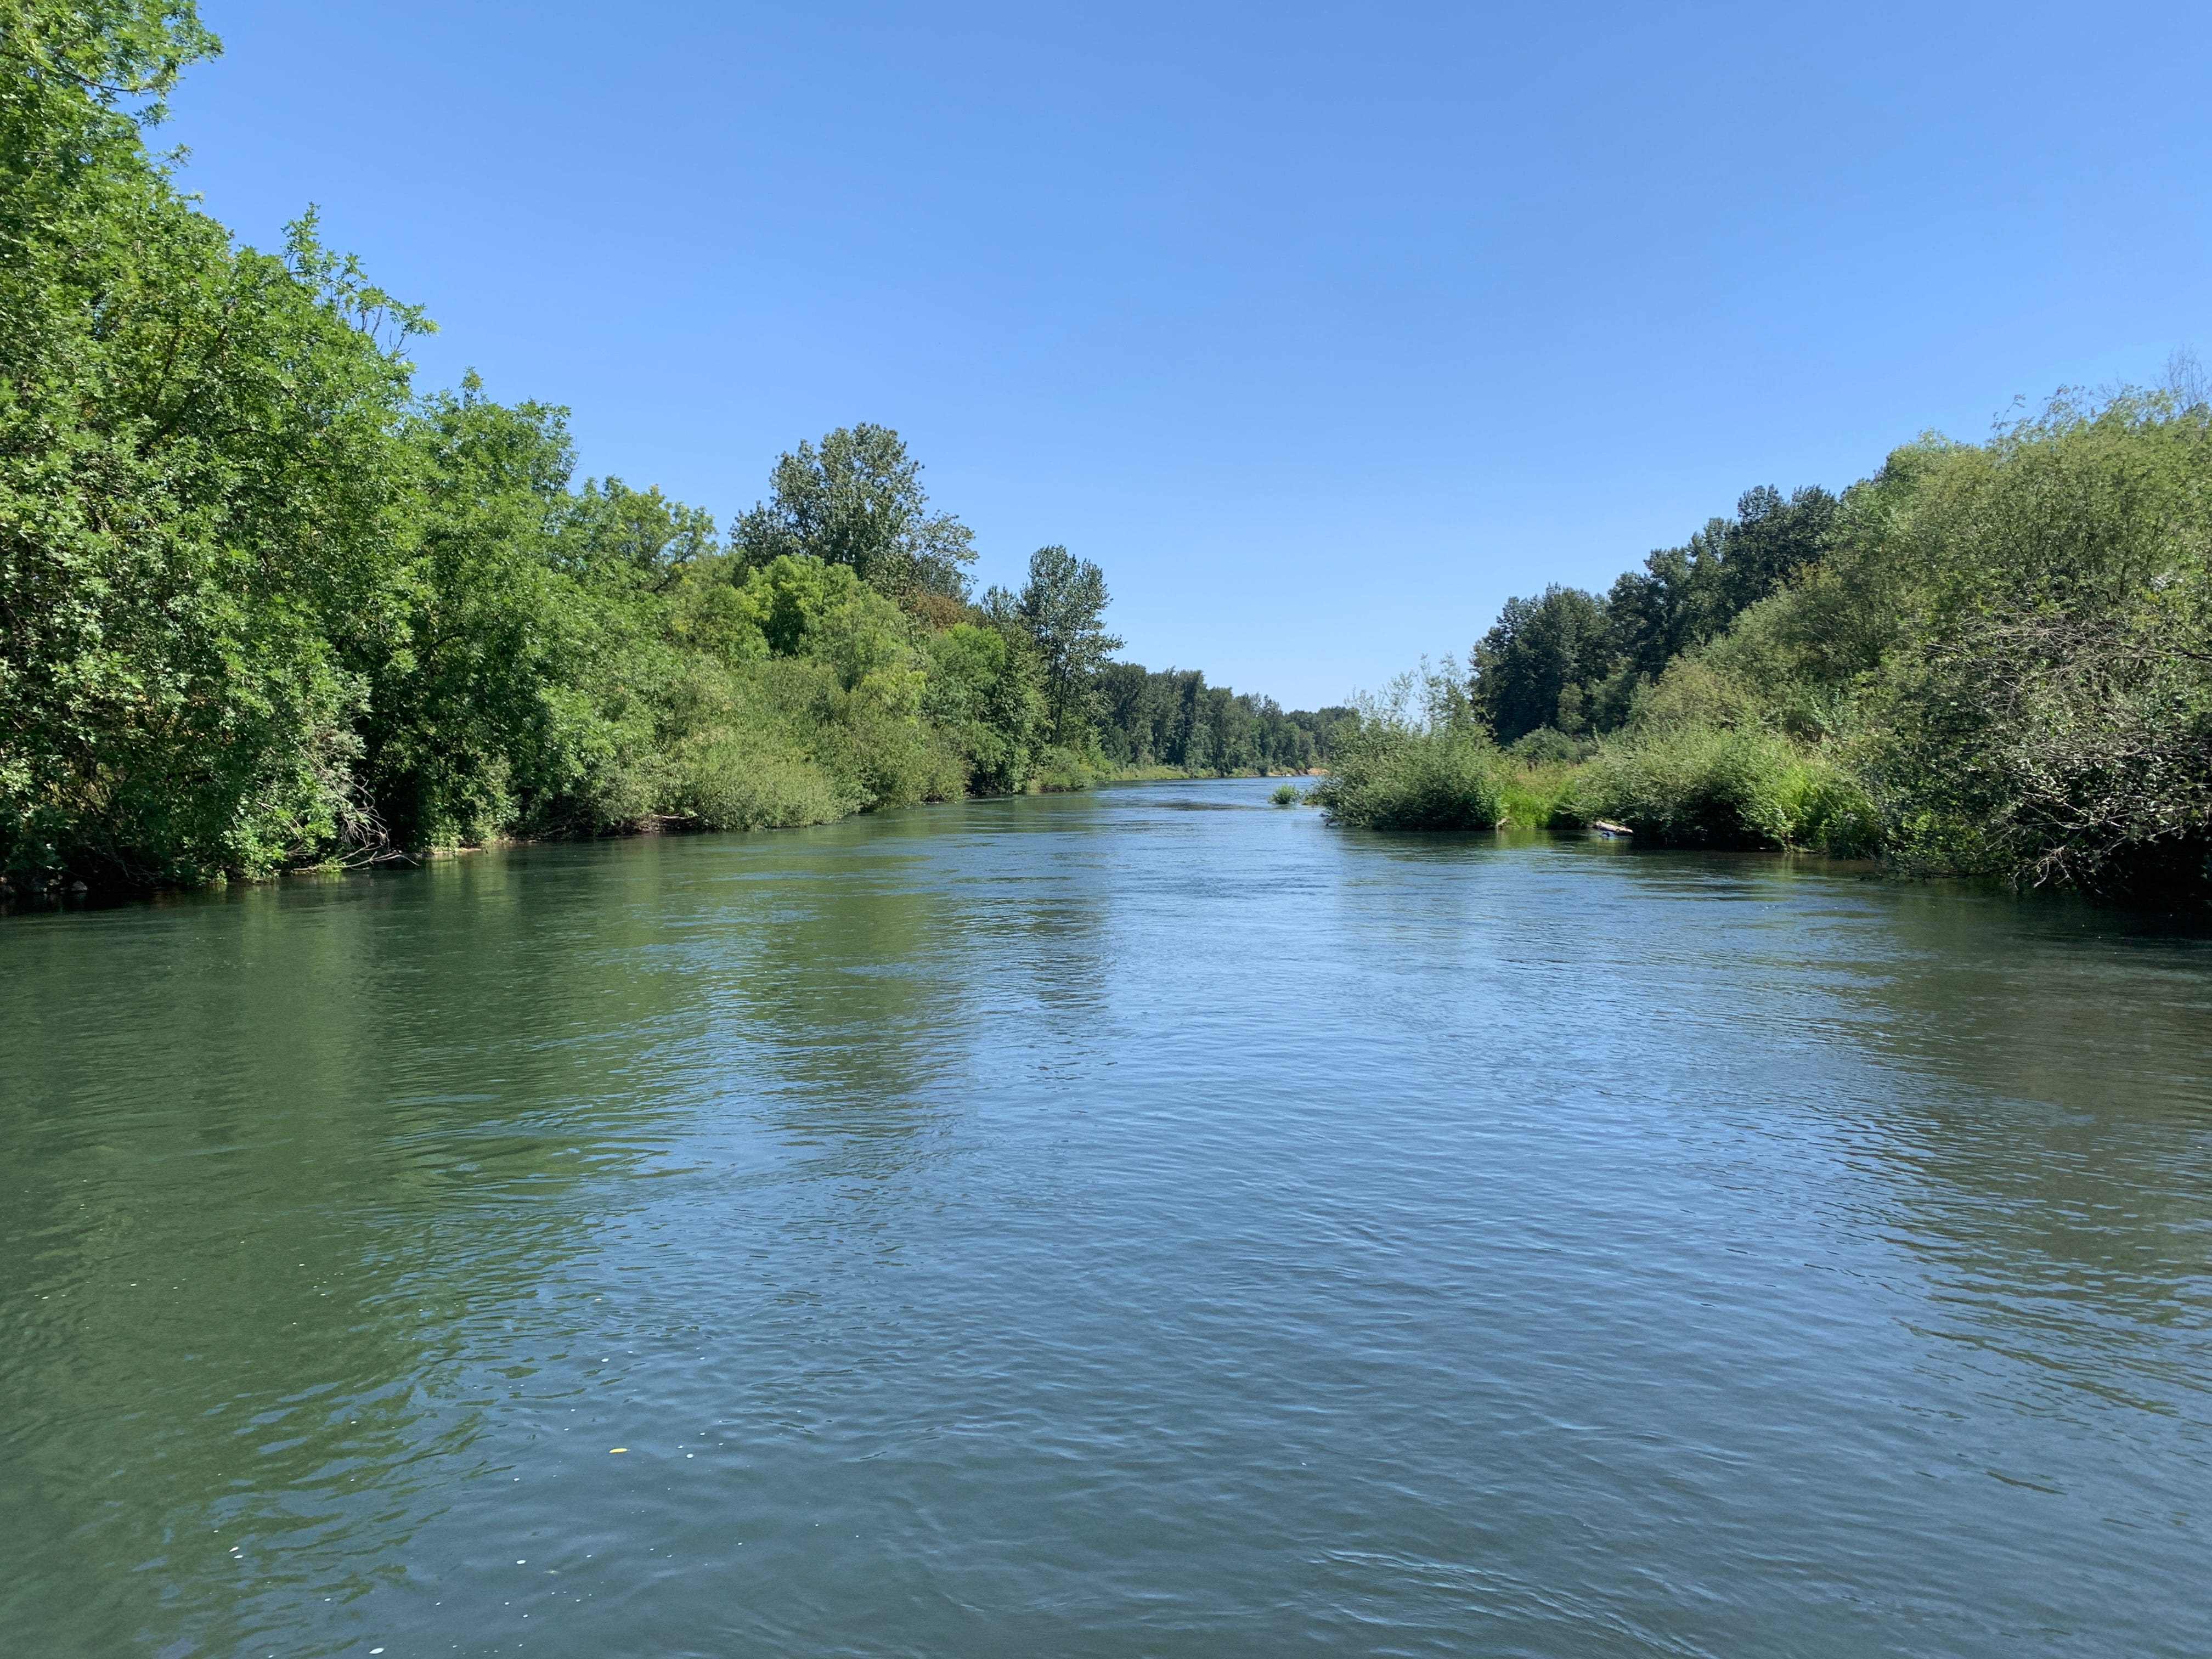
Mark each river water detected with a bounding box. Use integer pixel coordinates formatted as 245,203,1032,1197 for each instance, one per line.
3,778,2208,1658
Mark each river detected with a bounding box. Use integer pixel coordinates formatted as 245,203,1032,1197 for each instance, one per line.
3,777,2208,1657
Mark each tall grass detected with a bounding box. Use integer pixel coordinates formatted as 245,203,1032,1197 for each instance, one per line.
1305,657,1879,854
1497,761,1587,832
1573,723,1876,854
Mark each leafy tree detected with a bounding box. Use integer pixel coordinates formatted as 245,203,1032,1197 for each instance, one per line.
1,2,426,881
1604,541,1707,686
1093,662,1327,774
1845,396,2212,887
732,424,975,606
364,380,606,848
1470,585,1612,743
1466,486,1842,752
0,0,217,131
1718,484,1836,616
922,622,1045,793
554,477,715,593
730,555,920,703
998,545,1122,745
1603,487,1837,689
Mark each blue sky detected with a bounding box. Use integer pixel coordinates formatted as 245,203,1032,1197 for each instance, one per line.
165,1,2212,709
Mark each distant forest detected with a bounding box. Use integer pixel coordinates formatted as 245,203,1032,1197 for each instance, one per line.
1096,667,1349,778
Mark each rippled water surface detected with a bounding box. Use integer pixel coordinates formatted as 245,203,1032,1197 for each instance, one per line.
4,778,2210,1658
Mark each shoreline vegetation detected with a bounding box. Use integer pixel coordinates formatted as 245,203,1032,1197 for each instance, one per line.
0,4,1346,897
1303,394,2212,901
4,5,2207,905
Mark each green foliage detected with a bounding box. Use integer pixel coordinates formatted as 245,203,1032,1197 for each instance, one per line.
552,476,714,594
1845,396,2212,888
1415,392,2212,892
993,545,1123,746
0,1,425,882
366,381,579,849
1471,487,1839,745
1497,762,1587,832
1567,723,1876,855
1308,670,1505,831
730,554,923,707
1094,663,1337,776
0,4,1114,884
1472,585,1612,742
922,621,1045,794
1575,724,1797,848
1028,742,1104,793
1505,726,1595,766
1774,752,1881,857
732,424,975,606
0,0,218,127
682,740,856,831
1269,782,1300,805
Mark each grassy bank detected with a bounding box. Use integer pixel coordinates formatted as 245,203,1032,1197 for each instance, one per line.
1305,733,1877,855
1307,388,2212,895
1299,667,1877,855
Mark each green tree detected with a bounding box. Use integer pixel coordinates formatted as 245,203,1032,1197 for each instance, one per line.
730,555,921,703
996,545,1122,746
1848,396,2212,887
1717,484,1836,616
364,380,594,848
1470,585,1612,743
732,424,975,607
922,622,1045,793
553,477,715,594
1602,486,1837,690
1,2,427,881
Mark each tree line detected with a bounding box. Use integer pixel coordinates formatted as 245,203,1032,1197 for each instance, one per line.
0,3,1324,893
1316,393,2212,896
24,4,2193,899
1095,665,1349,777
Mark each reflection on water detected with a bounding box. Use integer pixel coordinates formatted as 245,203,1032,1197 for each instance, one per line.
3,782,2208,1658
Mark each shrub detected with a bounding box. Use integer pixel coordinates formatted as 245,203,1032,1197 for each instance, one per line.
681,740,859,830
1311,723,1504,830
1498,763,1588,831
1028,743,1102,792
1577,722,1879,853
1775,754,1881,856
1505,726,1595,765
1578,724,1793,847
922,622,1045,794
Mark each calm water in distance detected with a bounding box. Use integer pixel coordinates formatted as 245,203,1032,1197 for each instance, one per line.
3,778,2209,1658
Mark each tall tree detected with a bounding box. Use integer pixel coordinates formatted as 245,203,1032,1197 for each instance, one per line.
732,424,975,607
553,477,715,594
0,2,428,882
1605,487,1838,687
1716,484,1837,617
998,546,1122,746
1470,585,1613,743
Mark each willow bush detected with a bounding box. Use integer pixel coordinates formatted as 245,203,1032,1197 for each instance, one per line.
1307,671,1506,830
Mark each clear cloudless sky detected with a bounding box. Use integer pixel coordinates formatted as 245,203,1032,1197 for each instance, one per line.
162,1,2212,709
